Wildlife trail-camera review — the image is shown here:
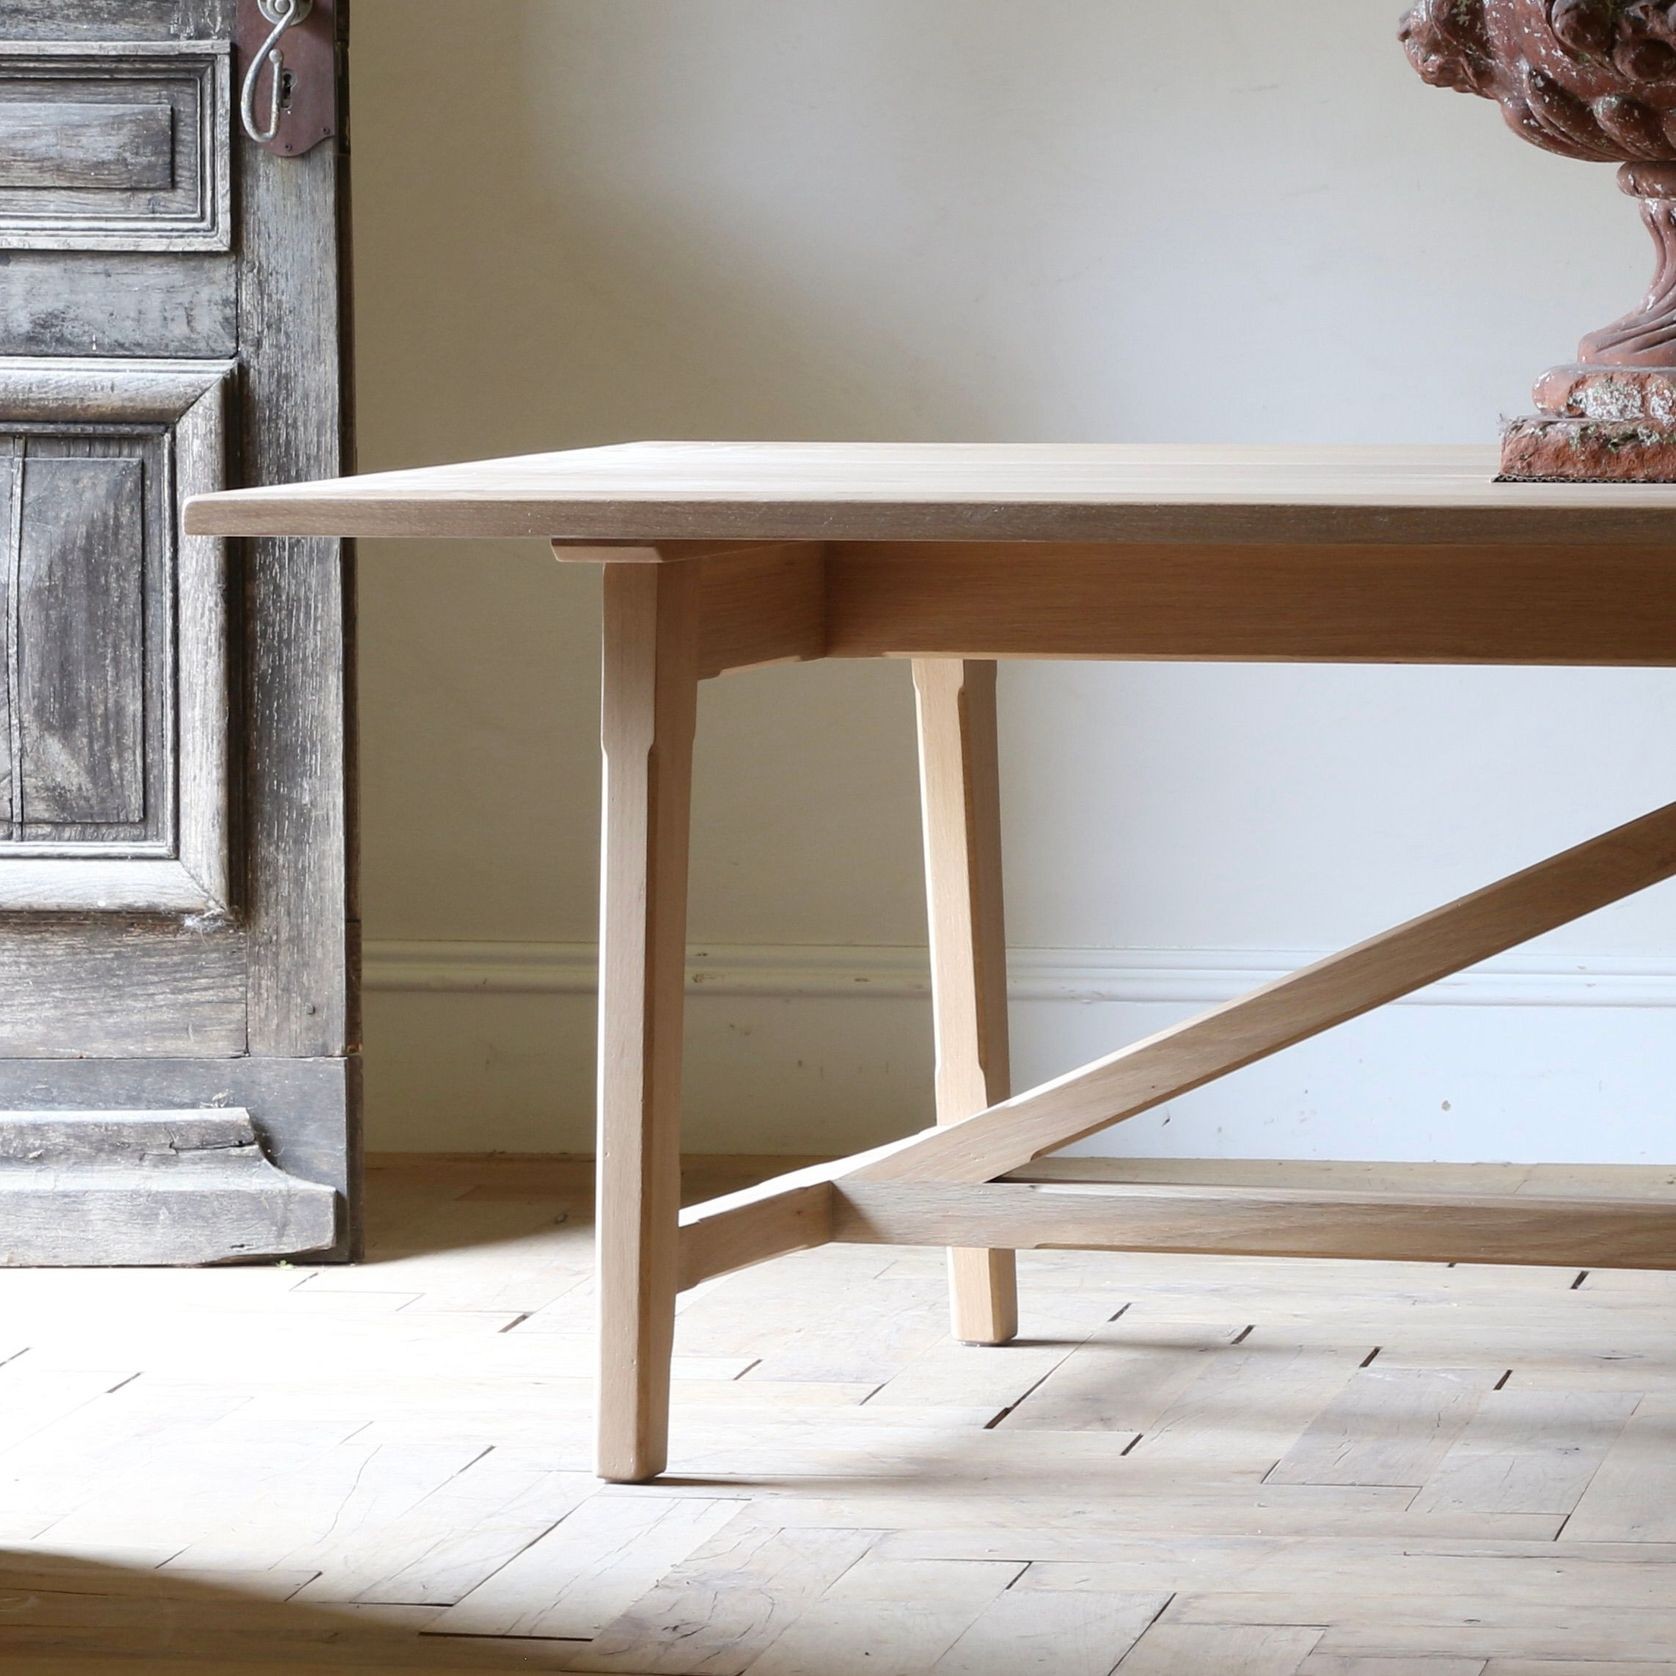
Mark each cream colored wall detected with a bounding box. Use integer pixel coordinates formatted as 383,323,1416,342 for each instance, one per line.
354,0,1676,1162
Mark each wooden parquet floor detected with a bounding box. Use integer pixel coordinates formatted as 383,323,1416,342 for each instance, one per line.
4,1155,1676,1675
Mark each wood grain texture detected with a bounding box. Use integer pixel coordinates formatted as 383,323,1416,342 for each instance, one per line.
1409,1388,1639,1516
11,430,165,850
0,0,355,1267
238,33,355,1059
744,1552,1036,1676
4,1155,1676,1668
0,1055,357,1228
854,795,1676,1186
825,540,1676,666
431,1493,739,1640
13,455,147,824
675,1136,920,1291
573,1516,877,1673
1565,1396,1676,1541
0,445,12,829
564,541,828,679
1118,1624,1324,1675
831,1179,1676,1270
0,920,245,1057
188,441,1676,546
0,253,236,357
0,43,231,250
914,659,1018,1345
0,1109,336,1265
596,562,701,1483
0,1,235,42
677,1154,1676,1295
1267,1366,1503,1489
0,98,173,189
0,360,233,911
690,541,827,679
677,1176,833,1292
170,360,233,912
1009,1155,1676,1196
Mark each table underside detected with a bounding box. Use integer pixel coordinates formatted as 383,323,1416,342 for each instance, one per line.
597,537,1676,1313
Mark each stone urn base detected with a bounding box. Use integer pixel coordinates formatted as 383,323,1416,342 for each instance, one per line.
1501,162,1676,482
1501,366,1676,481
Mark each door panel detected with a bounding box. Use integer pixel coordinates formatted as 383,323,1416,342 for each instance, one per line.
0,255,238,357
0,3,234,45
0,0,355,1263
14,453,149,829
0,99,175,188
0,359,231,912
0,919,245,1056
0,42,231,249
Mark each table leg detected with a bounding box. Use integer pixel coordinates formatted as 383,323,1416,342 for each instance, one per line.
912,658,1019,1344
596,562,700,1482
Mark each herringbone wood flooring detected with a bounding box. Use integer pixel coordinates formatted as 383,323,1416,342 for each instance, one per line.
3,1154,1676,1674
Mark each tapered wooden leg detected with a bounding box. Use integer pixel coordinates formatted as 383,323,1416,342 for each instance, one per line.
596,561,700,1482
912,658,1019,1345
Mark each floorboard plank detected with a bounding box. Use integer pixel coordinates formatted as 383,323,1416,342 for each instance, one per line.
5,1155,1675,1674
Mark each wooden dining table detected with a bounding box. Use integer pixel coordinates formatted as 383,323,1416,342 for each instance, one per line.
188,440,1676,1484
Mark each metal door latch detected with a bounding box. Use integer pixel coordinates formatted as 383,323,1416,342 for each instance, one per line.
236,0,339,157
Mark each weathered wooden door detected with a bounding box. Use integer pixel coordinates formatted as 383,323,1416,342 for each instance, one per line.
0,0,356,1262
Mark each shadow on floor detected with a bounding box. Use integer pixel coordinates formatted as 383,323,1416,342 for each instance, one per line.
349,1154,794,1264
0,1548,587,1672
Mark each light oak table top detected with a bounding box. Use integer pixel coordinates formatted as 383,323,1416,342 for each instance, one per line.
184,440,1676,546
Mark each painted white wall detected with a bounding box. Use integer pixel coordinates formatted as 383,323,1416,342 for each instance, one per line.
353,0,1676,1161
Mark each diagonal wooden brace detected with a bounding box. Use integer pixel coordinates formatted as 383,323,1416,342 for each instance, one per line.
676,796,1676,1287
854,796,1676,1186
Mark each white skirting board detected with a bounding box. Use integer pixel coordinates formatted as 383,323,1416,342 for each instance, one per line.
362,941,1676,1162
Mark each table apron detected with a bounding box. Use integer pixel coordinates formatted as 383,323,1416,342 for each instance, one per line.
816,540,1676,665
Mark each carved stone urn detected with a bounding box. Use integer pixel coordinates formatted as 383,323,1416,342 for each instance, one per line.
1401,0,1676,478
